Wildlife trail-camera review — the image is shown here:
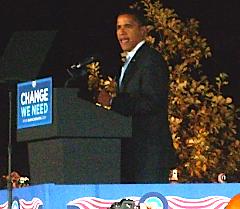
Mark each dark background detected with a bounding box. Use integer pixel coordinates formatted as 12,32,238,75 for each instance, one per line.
0,0,239,180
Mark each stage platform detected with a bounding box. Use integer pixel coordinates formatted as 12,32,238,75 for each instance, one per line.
0,183,239,209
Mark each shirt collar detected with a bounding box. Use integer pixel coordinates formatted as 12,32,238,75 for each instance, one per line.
126,40,145,59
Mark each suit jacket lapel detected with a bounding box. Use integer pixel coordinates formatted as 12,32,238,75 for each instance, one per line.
119,58,137,92
119,44,146,92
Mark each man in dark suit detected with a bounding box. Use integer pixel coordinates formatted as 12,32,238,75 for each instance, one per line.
97,9,177,183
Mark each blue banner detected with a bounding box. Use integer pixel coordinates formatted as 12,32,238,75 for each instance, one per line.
17,77,52,129
0,183,239,209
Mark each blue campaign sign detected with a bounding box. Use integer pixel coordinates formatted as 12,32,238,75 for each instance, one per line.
17,77,52,129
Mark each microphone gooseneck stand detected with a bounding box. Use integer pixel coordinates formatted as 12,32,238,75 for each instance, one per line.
7,90,12,209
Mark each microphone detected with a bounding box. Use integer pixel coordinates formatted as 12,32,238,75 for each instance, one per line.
64,55,99,87
70,56,95,69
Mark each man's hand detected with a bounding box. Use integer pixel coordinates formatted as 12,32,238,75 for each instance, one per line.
97,89,112,107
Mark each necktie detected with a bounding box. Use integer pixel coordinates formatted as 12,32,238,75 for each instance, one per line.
119,56,131,87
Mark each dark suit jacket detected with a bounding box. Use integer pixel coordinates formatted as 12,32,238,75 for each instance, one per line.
111,43,177,183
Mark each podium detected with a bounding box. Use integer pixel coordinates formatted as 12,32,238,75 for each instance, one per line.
17,88,132,184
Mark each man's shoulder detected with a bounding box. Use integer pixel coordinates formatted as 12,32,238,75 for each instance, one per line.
138,43,161,56
137,43,164,61
134,43,168,71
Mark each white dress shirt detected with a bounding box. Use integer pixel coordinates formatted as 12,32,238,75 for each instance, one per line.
118,41,145,87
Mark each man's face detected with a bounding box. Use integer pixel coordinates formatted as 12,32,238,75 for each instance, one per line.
116,14,146,52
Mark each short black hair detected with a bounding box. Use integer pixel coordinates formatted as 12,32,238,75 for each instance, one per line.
116,8,147,26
